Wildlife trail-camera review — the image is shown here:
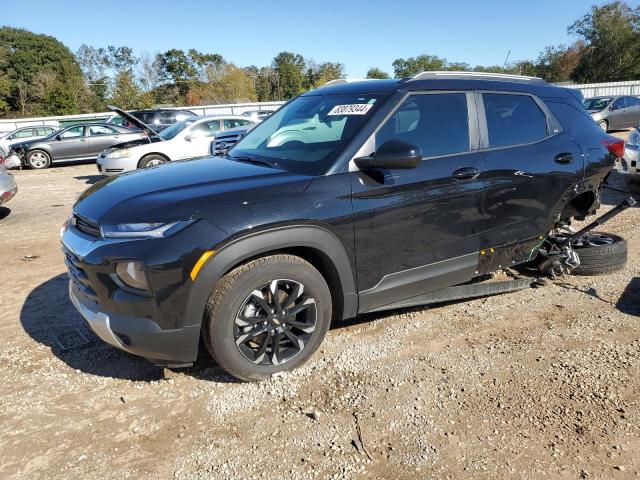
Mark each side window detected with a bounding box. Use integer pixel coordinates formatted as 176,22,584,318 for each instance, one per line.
36,128,50,136
612,97,626,110
60,126,85,139
224,118,251,129
158,112,176,124
627,97,639,107
483,93,548,148
192,121,220,137
89,126,116,136
14,128,35,139
375,93,470,158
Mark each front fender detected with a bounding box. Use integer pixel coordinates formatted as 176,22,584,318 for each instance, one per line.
183,224,358,330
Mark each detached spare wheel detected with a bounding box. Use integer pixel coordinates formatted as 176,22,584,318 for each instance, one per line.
571,232,627,276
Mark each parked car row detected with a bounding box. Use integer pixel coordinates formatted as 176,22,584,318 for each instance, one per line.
583,95,640,131
2,106,274,174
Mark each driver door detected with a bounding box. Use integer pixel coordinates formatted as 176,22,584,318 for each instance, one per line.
350,92,485,312
50,125,88,160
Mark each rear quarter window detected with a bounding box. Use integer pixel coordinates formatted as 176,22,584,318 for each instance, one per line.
545,100,604,145
483,93,548,148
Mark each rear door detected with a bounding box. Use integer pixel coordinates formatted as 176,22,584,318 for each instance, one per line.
50,125,88,160
479,92,583,269
350,91,486,312
608,97,628,129
87,125,123,157
624,96,640,127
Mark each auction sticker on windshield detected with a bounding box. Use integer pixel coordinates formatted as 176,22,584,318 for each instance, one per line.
327,104,373,116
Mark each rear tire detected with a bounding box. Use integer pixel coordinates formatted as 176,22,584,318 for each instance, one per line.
598,120,609,132
572,232,627,276
202,254,332,381
27,150,51,169
138,154,167,169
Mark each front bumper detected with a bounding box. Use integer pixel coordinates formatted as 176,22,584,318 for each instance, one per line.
96,154,137,176
60,218,221,366
69,280,200,365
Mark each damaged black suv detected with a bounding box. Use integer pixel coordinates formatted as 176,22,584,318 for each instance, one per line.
61,72,618,381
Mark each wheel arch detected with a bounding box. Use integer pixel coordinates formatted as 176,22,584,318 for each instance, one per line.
138,152,171,168
184,225,358,332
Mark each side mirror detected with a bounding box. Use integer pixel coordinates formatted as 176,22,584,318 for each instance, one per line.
55,134,61,141
354,139,422,170
184,135,192,142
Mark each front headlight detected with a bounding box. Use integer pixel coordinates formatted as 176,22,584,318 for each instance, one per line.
627,130,640,147
100,220,194,238
106,148,130,159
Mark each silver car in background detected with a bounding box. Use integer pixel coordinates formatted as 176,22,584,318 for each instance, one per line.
584,95,640,131
0,162,17,205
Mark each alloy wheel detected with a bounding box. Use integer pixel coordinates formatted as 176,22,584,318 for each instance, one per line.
29,152,48,168
234,279,317,366
146,158,163,167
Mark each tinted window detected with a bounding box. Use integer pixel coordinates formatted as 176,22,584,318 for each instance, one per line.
376,93,470,158
132,112,156,124
627,97,640,107
483,93,547,148
89,125,116,136
60,126,85,139
612,97,626,109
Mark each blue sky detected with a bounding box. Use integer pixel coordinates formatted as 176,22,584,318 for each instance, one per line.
1,0,636,77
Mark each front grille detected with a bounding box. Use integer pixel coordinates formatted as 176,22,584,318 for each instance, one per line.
64,249,97,300
74,214,101,237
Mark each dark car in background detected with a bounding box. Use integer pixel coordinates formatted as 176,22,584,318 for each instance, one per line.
62,72,618,381
129,109,197,131
583,95,640,131
7,123,145,169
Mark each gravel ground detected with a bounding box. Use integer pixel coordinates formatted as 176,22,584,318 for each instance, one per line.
0,147,639,479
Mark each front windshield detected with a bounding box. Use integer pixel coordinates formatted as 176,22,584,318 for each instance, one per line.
583,98,612,111
159,119,196,140
230,93,387,175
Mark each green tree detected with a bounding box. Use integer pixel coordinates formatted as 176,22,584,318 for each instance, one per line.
366,67,390,79
0,27,87,116
110,70,147,109
392,54,449,77
569,1,640,82
305,61,344,88
273,51,305,99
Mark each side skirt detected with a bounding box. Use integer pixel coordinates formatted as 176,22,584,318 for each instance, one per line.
363,278,534,314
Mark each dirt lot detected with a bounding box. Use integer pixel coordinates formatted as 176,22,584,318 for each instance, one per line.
0,153,639,480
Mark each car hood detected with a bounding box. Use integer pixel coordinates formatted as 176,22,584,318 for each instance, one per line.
7,139,38,152
102,136,160,154
74,156,313,224
108,105,160,137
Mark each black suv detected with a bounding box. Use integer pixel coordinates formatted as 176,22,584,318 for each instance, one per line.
129,108,197,131
61,72,618,381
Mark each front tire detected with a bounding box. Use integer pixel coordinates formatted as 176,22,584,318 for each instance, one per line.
27,150,51,169
138,154,167,169
598,120,609,132
203,254,332,381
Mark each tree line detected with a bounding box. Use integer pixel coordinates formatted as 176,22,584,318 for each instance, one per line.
0,0,639,118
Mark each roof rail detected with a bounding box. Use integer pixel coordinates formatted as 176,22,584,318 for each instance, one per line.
319,78,375,87
406,71,545,83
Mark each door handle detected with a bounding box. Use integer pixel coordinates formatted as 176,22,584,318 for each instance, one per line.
554,152,574,164
452,166,480,180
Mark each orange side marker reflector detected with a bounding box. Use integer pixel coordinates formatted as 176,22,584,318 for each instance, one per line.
190,250,215,281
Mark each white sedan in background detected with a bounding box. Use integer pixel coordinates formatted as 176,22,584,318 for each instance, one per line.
0,125,58,156
96,107,254,176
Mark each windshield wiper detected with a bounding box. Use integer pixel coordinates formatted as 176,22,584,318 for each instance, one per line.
230,156,279,169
